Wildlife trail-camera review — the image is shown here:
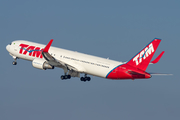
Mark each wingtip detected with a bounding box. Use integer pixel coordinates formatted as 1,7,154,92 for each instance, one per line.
43,39,53,53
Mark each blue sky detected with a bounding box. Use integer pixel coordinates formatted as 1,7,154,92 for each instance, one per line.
1,0,180,120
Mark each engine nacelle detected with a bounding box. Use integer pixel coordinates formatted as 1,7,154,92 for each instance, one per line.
32,58,54,70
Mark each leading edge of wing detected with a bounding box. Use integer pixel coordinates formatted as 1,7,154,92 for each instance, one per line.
41,39,85,72
41,39,62,66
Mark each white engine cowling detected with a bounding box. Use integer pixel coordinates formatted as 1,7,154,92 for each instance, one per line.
32,58,54,70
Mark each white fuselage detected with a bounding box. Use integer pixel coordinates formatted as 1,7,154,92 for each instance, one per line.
6,40,123,78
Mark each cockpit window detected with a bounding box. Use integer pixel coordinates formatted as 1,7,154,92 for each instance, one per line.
9,43,12,45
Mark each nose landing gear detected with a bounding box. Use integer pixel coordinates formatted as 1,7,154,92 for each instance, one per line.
12,56,17,65
12,61,17,65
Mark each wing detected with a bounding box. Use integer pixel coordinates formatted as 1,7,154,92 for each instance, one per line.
41,39,85,73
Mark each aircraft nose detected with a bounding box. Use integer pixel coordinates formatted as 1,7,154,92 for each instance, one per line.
6,45,10,52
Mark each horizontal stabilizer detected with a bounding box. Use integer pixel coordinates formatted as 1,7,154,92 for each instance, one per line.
151,51,165,64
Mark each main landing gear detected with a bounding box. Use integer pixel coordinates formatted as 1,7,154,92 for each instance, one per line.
61,68,72,80
80,74,91,82
60,73,91,82
61,75,71,80
60,68,91,82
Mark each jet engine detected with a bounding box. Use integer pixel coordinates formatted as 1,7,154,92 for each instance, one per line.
32,58,54,70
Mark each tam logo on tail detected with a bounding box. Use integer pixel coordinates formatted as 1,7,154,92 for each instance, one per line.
126,39,161,71
133,43,154,65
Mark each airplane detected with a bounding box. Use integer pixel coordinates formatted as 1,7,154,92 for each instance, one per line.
6,38,166,82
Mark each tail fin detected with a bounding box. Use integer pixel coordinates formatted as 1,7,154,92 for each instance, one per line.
126,38,161,71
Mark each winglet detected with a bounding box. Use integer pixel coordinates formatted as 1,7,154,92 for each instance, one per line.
43,39,53,53
151,51,165,64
